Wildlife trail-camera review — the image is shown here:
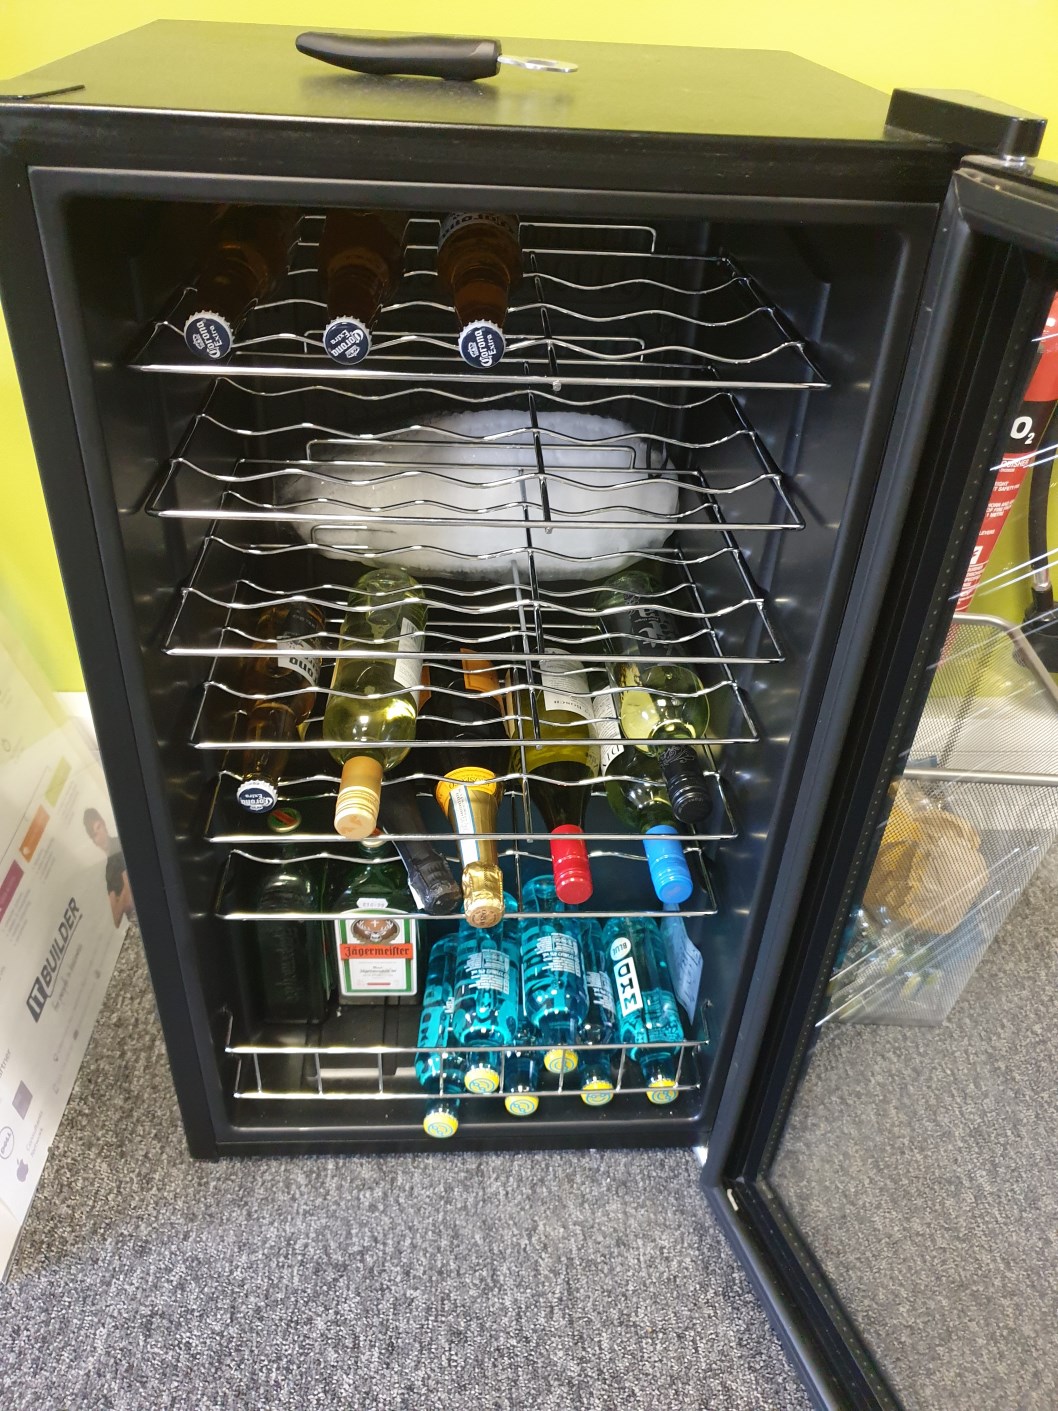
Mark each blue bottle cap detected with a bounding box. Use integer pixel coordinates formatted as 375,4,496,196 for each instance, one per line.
457,319,505,368
643,825,694,905
322,316,371,365
183,312,233,361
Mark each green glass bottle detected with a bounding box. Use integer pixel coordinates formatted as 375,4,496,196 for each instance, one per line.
244,832,331,1024
323,567,427,841
594,565,712,825
324,834,419,1005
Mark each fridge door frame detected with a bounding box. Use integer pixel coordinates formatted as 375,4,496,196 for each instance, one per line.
703,159,1058,1411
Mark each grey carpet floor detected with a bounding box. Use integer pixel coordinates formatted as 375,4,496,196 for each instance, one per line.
0,938,809,1411
773,848,1058,1411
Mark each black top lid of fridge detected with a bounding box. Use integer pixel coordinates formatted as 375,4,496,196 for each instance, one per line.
0,23,1045,201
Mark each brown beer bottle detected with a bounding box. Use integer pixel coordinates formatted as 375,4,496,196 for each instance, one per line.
318,210,407,366
436,214,522,369
183,206,298,361
236,600,326,814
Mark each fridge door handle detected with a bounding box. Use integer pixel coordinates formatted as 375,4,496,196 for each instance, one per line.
295,31,576,80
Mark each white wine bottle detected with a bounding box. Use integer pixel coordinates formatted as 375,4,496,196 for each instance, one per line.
594,565,712,825
323,567,427,840
508,648,599,904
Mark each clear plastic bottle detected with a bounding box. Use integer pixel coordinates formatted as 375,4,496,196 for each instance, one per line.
602,914,685,1105
437,213,522,369
415,932,465,1139
502,1021,542,1117
519,875,589,1075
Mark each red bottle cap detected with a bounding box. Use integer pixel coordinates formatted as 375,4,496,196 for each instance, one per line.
550,825,593,904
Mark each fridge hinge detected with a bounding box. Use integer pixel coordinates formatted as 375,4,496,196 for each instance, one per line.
885,88,1046,159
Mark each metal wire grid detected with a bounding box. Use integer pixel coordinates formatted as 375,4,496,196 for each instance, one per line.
130,216,829,391
228,1036,706,1104
824,616,1058,1026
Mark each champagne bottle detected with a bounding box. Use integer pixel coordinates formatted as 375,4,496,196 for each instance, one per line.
243,842,331,1025
323,567,427,841
324,834,419,1005
509,649,599,904
594,565,713,825
436,213,522,369
236,600,326,814
591,682,695,906
183,205,297,360
375,775,462,916
318,209,407,366
420,652,508,929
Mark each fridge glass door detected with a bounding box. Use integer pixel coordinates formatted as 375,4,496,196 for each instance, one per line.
716,161,1058,1411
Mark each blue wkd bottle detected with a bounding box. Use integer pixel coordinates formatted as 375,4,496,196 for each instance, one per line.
578,916,619,1106
502,1021,542,1117
451,893,520,1095
602,915,685,1105
520,875,589,1075
415,932,465,1138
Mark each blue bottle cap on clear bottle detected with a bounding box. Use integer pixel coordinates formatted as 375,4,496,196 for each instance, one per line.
183,311,233,361
642,824,694,906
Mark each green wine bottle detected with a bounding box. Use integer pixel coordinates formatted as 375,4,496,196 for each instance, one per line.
324,834,419,1005
594,565,712,825
323,567,427,841
243,835,332,1025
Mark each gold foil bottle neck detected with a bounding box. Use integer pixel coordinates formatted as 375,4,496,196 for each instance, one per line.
334,755,384,840
462,862,505,930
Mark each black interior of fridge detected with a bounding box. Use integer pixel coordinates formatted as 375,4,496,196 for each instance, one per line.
61,195,919,1149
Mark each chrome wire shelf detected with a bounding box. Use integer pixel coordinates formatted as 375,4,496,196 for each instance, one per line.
216,842,719,922
229,1037,706,1104
203,763,736,847
173,529,773,756
131,216,828,392
143,378,803,538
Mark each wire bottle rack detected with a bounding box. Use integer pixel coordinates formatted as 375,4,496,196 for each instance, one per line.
130,216,829,392
133,211,819,1122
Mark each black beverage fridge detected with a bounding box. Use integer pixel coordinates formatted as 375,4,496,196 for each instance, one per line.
2,24,1057,1410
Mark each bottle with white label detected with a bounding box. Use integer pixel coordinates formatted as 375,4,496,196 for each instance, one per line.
420,653,508,929
602,914,685,1105
591,681,695,907
577,916,619,1106
235,600,325,814
415,932,465,1139
323,568,427,841
519,875,589,1074
324,834,419,1005
594,565,714,827
450,893,519,1094
508,650,600,905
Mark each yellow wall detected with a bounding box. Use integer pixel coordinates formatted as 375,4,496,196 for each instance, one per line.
4,1,1058,686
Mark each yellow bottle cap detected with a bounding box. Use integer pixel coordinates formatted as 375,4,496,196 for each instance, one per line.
334,755,384,840
505,1093,539,1117
464,1065,500,1095
462,862,505,930
580,1079,615,1107
544,1048,579,1075
646,1077,678,1106
423,1109,459,1139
